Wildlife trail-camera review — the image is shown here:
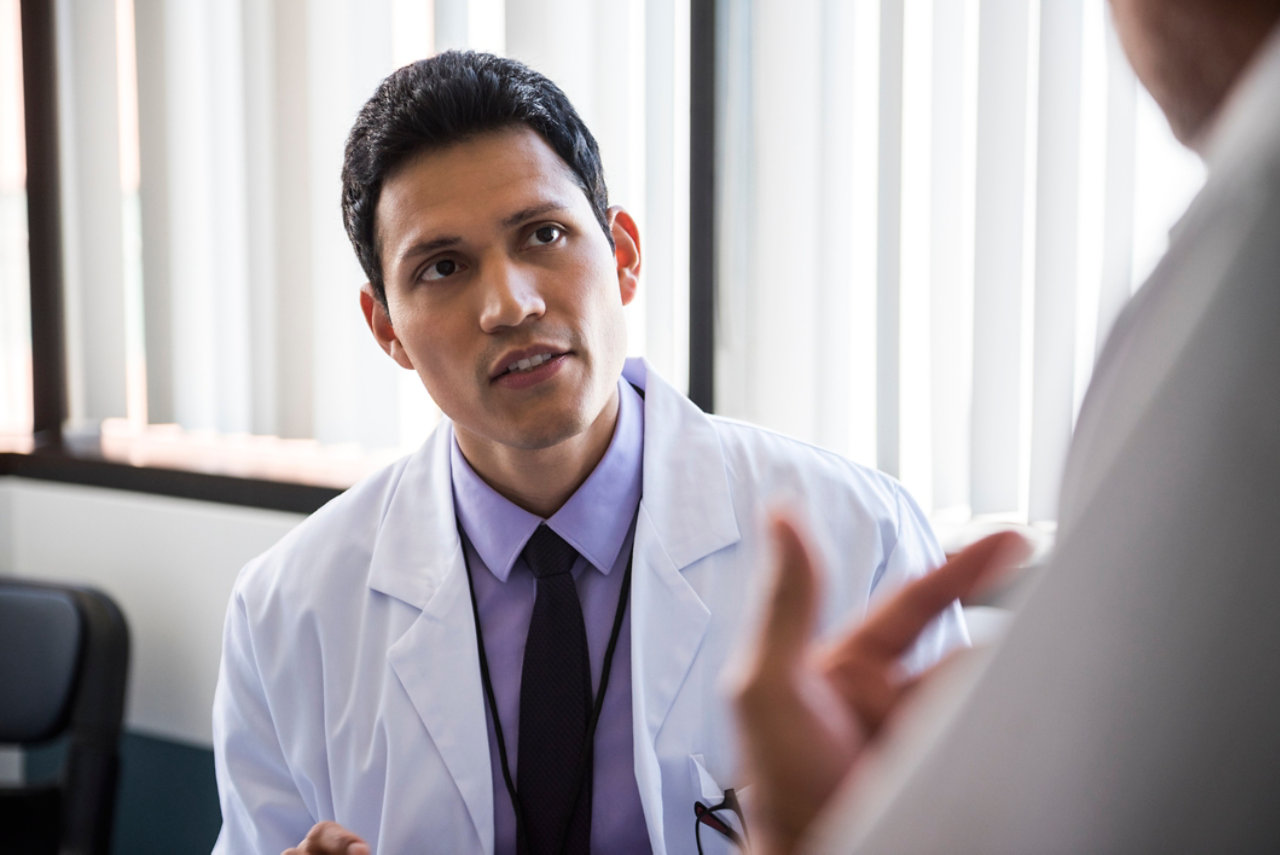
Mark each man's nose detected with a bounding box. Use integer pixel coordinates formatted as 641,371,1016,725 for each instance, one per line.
477,261,545,332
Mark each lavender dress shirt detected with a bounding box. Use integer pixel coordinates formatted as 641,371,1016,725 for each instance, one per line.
451,379,650,853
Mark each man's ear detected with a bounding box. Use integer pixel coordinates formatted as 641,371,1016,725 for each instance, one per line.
359,283,414,370
608,206,641,306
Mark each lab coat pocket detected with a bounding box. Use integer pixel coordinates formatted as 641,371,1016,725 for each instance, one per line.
689,754,751,855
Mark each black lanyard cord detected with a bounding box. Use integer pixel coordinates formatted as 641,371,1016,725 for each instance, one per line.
459,518,636,854
461,530,527,851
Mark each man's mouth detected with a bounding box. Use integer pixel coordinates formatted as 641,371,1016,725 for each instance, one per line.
492,349,568,380
503,352,555,375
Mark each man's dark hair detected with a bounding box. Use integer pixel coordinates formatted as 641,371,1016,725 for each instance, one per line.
341,50,612,305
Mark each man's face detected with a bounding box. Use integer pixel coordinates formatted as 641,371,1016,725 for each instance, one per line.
363,126,639,469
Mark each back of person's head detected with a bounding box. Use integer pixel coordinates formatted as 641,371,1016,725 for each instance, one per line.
342,50,611,305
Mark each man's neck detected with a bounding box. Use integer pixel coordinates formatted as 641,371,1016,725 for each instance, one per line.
456,392,621,518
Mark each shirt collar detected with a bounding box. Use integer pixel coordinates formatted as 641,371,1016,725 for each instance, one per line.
1165,24,1280,250
451,379,645,582
1199,23,1280,175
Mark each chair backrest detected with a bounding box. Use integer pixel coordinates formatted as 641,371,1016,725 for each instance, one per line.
0,578,130,855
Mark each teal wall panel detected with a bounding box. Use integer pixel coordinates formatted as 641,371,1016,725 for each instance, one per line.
113,732,221,853
26,730,221,854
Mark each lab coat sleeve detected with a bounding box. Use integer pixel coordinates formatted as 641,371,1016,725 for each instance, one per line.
871,485,971,674
211,585,314,855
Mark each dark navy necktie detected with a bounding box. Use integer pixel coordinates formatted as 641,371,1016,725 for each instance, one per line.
518,524,592,855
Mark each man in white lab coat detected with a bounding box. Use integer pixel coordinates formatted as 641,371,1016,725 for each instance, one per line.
733,2,1280,852
211,51,967,855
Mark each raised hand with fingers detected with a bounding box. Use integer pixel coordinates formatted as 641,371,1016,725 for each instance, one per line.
730,513,1030,855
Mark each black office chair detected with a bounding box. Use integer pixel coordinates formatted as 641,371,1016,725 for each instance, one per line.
0,578,130,855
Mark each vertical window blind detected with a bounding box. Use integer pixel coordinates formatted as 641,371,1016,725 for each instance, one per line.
712,0,1203,526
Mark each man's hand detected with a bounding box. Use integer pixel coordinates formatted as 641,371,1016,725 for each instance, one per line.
731,514,1030,854
283,821,370,855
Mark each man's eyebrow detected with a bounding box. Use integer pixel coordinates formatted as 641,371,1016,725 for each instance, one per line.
501,200,571,229
396,235,460,264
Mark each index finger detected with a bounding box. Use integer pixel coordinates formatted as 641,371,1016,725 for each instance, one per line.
754,512,822,670
849,531,1030,661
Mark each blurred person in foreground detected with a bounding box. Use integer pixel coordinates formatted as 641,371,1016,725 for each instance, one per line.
733,1,1280,851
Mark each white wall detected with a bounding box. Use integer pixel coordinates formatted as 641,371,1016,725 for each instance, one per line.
0,477,305,747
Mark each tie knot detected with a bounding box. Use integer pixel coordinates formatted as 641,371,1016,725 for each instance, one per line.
522,525,578,580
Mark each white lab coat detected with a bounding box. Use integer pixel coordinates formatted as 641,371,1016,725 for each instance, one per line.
212,358,965,855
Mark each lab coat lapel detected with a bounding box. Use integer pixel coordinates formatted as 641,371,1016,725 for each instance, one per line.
623,360,740,851
368,425,494,854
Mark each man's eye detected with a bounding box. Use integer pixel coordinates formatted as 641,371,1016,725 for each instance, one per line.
528,225,563,246
422,258,460,281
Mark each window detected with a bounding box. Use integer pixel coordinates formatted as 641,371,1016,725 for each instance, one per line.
6,0,1209,528
14,0,688,483
712,0,1204,526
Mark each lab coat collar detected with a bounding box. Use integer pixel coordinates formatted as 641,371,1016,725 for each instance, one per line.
624,357,741,569
367,418,463,609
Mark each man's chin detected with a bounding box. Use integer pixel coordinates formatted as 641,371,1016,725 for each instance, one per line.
457,383,620,461
499,417,594,453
